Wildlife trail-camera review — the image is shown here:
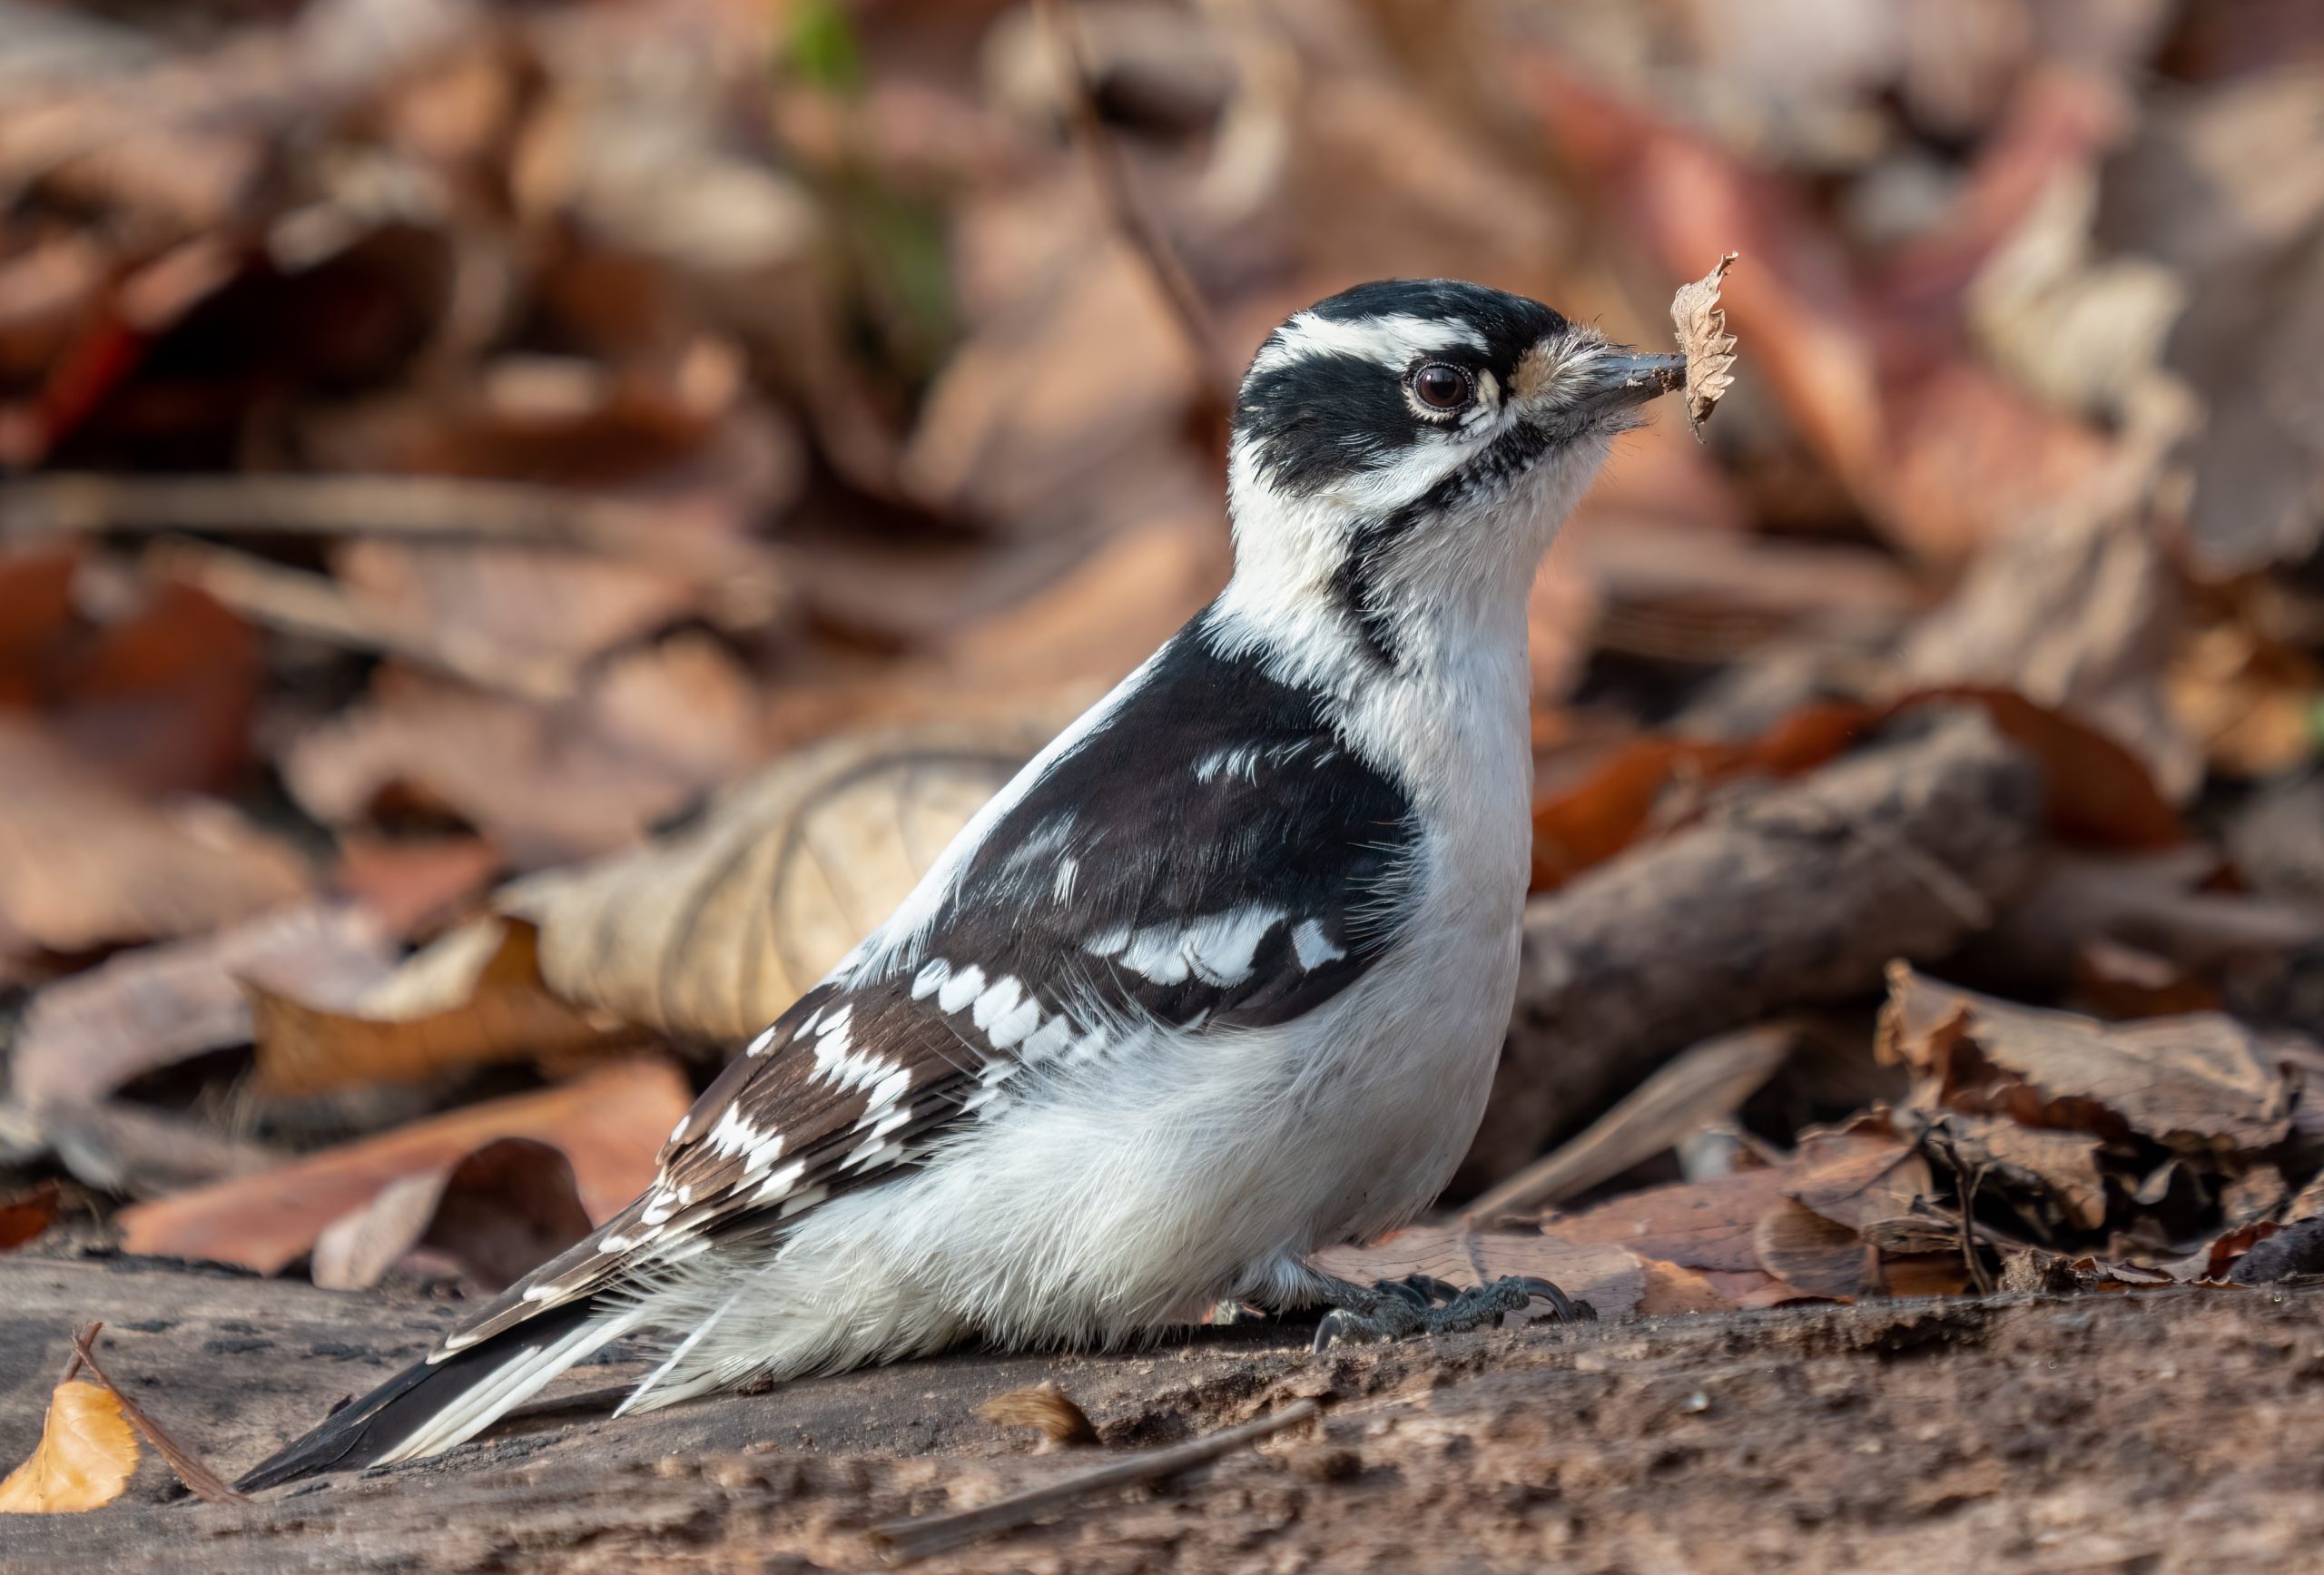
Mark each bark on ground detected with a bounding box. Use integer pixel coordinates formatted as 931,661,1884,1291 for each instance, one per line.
4,1255,2318,1572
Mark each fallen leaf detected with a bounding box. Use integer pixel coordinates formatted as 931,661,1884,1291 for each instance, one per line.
1544,1167,1796,1276
1311,1226,1647,1322
1670,251,1739,437
0,720,310,960
13,904,394,1110
1898,507,2198,802
1916,1111,2109,1234
282,636,764,870
0,1180,60,1251
248,919,626,1098
500,719,1046,1041
1753,1200,1875,1299
310,1136,594,1294
0,1379,137,1514
1877,962,2294,1153
113,1058,687,1275
978,1383,1098,1446
1632,1257,1737,1315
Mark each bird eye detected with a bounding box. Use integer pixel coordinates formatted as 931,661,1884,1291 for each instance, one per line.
1410,362,1472,412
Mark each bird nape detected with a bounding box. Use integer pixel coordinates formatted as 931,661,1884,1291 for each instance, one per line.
240,277,1685,1490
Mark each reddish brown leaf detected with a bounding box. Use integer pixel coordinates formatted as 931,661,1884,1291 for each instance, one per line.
114,1058,688,1275
0,1181,60,1252
1546,1168,1797,1276
310,1136,594,1294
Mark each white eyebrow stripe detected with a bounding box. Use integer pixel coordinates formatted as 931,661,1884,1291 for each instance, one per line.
1247,311,1483,378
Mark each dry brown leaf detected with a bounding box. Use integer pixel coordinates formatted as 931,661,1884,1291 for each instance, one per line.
1878,963,2294,1153
1632,1256,1738,1315
114,1058,686,1274
311,1136,593,1294
1311,1226,1646,1322
501,720,1048,1041
0,1180,60,1252
1785,1124,1937,1234
1546,1168,1796,1275
0,720,310,960
978,1383,1098,1446
249,919,625,1098
0,1379,137,1515
1918,1111,2108,1233
14,903,393,1110
1670,251,1739,437
1752,1200,1876,1299
283,636,763,870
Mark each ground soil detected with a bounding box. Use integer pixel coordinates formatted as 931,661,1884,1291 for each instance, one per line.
3,1255,2319,1573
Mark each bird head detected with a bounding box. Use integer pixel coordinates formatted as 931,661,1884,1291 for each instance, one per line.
1220,279,1680,672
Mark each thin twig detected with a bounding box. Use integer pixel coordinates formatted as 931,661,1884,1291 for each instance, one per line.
1462,1023,1797,1227
1033,0,1233,412
70,1324,250,1504
868,1398,1320,1565
0,473,789,627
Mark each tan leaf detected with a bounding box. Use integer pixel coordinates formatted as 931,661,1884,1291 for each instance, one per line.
1669,251,1739,437
114,1058,686,1274
978,1383,1097,1446
500,720,1048,1041
0,1379,139,1514
1877,962,2294,1153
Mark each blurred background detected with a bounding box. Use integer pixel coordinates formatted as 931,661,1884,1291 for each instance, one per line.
3,0,2323,1307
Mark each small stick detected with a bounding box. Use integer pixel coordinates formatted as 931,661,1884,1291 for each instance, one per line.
1462,1023,1795,1226
1033,0,1234,415
868,1398,1320,1565
70,1324,250,1504
0,473,788,626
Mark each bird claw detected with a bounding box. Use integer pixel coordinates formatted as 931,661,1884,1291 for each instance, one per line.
1309,1274,1593,1352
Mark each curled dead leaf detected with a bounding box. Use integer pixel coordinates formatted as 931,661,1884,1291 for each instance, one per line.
1878,963,2293,1153
0,1181,60,1252
0,1379,137,1514
978,1382,1098,1446
1670,251,1740,437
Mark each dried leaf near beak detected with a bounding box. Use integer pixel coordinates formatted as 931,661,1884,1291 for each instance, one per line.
1671,252,1741,438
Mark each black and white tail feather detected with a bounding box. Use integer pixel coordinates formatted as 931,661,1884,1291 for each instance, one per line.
239,278,1684,1490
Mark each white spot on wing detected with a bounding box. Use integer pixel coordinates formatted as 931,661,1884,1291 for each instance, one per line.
743,1026,779,1058
937,964,986,1014
911,959,950,999
778,1185,829,1218
1019,1013,1076,1063
1052,858,1078,903
1292,918,1346,969
970,975,1025,1031
751,1158,805,1204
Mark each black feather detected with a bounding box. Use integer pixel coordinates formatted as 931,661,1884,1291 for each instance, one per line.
235,1297,600,1491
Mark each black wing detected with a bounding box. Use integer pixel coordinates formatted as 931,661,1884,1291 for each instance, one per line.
443,615,1419,1350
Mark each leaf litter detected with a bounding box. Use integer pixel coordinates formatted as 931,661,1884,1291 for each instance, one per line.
0,0,2321,1556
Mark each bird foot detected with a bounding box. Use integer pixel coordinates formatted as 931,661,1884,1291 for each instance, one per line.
1310,1274,1592,1352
